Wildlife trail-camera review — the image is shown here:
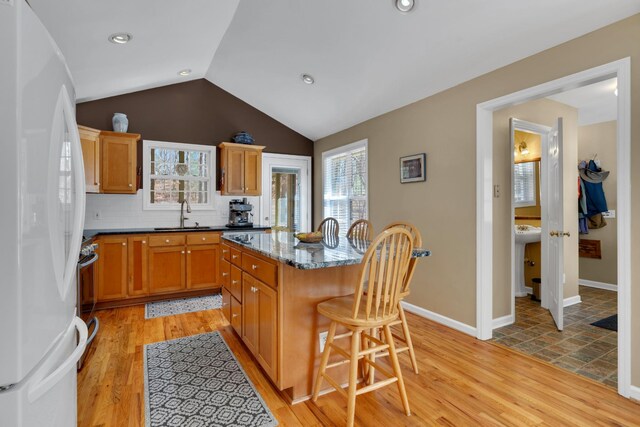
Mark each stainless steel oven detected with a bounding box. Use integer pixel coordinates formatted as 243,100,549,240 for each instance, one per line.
77,242,99,369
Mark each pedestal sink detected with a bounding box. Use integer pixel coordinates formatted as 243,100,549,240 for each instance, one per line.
514,225,541,297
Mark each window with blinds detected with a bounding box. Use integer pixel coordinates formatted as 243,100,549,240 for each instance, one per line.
143,140,215,210
513,162,537,208
322,140,368,233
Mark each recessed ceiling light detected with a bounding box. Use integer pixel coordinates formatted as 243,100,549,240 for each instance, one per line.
301,74,315,85
178,69,192,77
395,0,415,12
108,33,133,44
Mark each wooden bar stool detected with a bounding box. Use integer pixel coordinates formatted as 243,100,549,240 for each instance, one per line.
318,217,339,238
312,228,414,427
347,219,373,240
381,221,423,374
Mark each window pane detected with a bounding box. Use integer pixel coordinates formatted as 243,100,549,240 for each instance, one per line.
514,162,536,207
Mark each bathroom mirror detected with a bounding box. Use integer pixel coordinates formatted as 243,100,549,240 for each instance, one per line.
514,158,541,218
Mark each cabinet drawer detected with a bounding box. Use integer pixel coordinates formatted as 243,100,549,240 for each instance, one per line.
187,232,220,245
220,259,231,288
242,253,277,288
230,295,242,336
230,247,242,267
230,265,242,302
221,244,231,262
149,234,186,247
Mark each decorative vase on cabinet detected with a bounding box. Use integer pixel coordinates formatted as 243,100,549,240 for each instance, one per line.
112,113,129,133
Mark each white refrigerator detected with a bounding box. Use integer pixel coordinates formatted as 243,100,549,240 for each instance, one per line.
0,0,88,425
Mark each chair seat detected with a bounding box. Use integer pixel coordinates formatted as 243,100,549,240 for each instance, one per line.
318,294,399,328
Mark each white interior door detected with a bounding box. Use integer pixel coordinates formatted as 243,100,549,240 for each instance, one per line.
261,154,311,232
545,118,564,330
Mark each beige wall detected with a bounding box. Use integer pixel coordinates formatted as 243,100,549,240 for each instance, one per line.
314,15,640,386
578,120,618,285
493,98,579,318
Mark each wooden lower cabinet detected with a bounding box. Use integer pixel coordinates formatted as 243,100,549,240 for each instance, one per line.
96,236,128,302
230,295,242,336
148,246,186,294
221,287,231,323
187,244,219,290
127,236,148,296
230,265,242,301
242,272,277,381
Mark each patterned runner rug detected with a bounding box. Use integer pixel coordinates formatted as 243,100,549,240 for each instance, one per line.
144,331,278,427
145,294,222,319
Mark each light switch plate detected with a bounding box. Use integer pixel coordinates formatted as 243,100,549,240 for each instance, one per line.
493,185,500,198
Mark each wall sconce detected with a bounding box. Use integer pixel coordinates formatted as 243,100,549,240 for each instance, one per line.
518,141,530,155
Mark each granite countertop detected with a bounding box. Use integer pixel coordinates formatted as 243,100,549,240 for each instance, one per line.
83,224,271,243
222,231,431,270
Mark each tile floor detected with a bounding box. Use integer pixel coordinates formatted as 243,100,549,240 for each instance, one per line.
493,285,617,387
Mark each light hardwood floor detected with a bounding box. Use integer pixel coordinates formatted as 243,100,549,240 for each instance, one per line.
78,305,640,426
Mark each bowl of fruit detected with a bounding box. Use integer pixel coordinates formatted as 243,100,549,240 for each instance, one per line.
294,231,323,244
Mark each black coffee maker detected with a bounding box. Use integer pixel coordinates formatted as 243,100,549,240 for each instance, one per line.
227,198,254,228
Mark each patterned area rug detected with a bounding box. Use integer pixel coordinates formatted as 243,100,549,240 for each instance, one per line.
144,332,278,427
145,294,223,319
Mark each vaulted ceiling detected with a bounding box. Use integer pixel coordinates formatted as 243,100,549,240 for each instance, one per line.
30,0,640,140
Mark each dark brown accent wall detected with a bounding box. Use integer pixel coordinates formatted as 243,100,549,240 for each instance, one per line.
76,79,313,189
77,79,312,154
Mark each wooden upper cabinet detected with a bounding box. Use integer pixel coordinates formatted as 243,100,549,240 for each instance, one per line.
96,236,128,302
219,142,265,196
78,125,101,193
101,131,140,194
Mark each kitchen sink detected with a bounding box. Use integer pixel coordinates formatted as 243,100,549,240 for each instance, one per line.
153,226,213,231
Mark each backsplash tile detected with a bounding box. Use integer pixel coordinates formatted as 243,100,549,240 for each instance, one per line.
84,190,262,229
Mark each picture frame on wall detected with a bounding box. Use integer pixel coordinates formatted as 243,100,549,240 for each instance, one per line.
400,153,426,183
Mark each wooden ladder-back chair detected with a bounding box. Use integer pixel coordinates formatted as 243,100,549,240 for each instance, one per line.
347,219,373,241
312,227,414,427
381,221,423,374
318,217,339,238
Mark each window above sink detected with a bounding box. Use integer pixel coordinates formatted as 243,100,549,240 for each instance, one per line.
142,140,216,210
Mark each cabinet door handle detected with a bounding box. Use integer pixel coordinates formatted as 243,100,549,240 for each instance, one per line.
122,242,126,246
181,251,185,254
202,237,206,241
232,280,238,284
222,272,229,277
187,250,191,254
232,254,238,259
222,303,228,306
165,239,170,243
142,240,146,244
128,183,133,187
222,249,228,253
232,313,239,318
251,264,258,270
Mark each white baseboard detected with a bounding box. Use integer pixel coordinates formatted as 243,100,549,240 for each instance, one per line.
492,314,514,329
579,279,618,292
563,295,582,307
401,301,476,337
629,385,640,401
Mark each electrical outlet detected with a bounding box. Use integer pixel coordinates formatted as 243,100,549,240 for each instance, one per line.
93,210,102,220
602,210,616,218
319,331,328,353
493,185,501,198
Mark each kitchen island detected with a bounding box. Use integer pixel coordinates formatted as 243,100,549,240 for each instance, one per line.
220,231,430,403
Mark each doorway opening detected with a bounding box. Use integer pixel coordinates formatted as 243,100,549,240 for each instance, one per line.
475,58,631,397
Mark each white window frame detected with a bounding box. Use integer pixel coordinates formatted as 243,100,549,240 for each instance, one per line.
513,161,537,208
321,139,369,232
142,140,216,210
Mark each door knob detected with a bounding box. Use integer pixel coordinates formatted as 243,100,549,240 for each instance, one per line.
550,231,570,237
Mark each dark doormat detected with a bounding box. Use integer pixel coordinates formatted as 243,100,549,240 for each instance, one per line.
591,314,617,331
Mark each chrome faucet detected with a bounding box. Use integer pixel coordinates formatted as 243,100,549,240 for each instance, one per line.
180,199,191,228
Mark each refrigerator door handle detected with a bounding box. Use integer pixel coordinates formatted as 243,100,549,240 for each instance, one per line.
27,317,88,402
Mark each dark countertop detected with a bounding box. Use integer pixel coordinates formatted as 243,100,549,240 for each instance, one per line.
222,231,431,270
83,224,271,243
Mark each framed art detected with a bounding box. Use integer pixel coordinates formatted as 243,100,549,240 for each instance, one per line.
400,153,426,183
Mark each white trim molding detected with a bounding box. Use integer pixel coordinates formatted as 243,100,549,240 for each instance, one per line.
563,295,582,307
402,301,476,337
475,58,632,398
579,279,618,292
630,385,640,402
492,314,514,329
